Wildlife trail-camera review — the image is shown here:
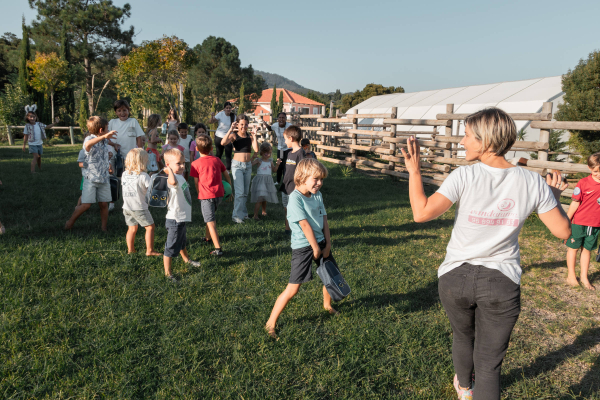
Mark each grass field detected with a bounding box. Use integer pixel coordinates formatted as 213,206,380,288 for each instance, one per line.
0,145,599,399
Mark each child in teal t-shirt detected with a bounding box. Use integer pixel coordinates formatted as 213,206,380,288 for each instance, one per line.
265,159,338,338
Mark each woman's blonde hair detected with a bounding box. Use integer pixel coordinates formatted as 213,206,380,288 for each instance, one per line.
464,108,517,157
294,159,328,186
125,148,148,174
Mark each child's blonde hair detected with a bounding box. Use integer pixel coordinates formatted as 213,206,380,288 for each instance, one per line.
87,116,108,136
294,159,328,186
125,148,148,174
259,142,272,157
163,148,183,163
463,108,517,157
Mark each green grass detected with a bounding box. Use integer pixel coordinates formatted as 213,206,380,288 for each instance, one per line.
0,146,599,399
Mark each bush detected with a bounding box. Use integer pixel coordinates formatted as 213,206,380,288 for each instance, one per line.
0,84,32,126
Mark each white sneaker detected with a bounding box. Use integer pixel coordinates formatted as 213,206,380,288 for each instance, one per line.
187,260,201,267
232,217,244,224
108,203,115,212
274,181,280,185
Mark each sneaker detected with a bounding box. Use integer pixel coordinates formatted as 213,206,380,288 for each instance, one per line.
108,203,115,212
453,375,473,400
187,260,201,267
166,275,178,283
210,249,224,256
232,217,244,224
274,181,280,185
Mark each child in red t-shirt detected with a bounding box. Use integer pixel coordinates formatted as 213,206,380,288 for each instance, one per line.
565,153,600,290
190,134,232,256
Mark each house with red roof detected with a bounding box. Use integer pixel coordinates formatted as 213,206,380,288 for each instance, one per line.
235,88,325,122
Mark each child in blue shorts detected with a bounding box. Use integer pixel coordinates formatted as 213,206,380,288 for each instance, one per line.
265,159,338,338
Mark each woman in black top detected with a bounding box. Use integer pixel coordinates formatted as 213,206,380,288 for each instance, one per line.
221,115,259,223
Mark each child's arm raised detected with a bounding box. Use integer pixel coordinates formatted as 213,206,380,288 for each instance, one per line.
250,126,259,153
220,122,238,146
84,130,117,152
164,166,177,186
298,219,322,260
322,215,331,258
44,116,60,129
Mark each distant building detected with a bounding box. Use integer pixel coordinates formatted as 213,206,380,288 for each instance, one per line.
238,88,325,122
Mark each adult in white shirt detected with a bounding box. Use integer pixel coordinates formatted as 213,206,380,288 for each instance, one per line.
402,108,571,399
262,112,291,184
107,100,145,160
208,101,235,170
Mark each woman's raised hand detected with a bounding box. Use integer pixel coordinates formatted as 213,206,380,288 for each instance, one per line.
546,170,568,201
400,136,421,175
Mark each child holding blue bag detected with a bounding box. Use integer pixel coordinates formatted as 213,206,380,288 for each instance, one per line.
265,159,338,338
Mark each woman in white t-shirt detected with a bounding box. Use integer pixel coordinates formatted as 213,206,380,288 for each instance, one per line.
208,102,235,171
401,108,571,400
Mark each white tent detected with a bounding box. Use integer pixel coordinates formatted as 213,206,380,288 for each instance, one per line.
346,76,565,146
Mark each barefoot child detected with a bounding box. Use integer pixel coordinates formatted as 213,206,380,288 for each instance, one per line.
190,134,232,256
251,142,278,220
280,126,304,234
65,117,117,231
565,153,600,290
22,105,59,173
162,149,200,282
265,159,337,338
121,148,161,256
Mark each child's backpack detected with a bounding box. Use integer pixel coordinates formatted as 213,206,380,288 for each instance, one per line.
109,176,121,202
316,258,351,302
147,171,169,208
147,150,158,172
114,148,124,178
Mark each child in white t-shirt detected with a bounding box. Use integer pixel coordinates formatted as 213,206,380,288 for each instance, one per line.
177,122,193,180
22,106,59,173
108,99,145,160
162,149,200,282
122,148,161,256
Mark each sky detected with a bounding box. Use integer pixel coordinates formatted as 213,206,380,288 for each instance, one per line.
5,0,600,94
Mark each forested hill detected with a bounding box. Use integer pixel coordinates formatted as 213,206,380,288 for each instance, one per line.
254,70,311,94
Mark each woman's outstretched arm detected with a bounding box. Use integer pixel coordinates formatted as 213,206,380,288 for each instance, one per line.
400,137,453,223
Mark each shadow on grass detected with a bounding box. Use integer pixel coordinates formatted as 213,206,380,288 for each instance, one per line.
343,279,439,313
502,327,600,397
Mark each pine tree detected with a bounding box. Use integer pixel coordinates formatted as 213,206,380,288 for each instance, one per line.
60,24,75,125
270,85,277,120
237,81,246,115
78,84,88,133
18,18,30,94
278,90,284,116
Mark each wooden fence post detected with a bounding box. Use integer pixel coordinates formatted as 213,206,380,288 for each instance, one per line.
389,107,398,170
350,109,358,168
537,102,553,161
444,104,454,158
69,126,75,145
6,125,14,146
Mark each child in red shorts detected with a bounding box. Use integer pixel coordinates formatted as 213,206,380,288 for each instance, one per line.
565,152,600,290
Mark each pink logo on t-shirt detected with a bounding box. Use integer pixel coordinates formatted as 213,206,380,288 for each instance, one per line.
498,199,515,211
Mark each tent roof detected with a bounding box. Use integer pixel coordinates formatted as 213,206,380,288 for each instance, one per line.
347,76,564,130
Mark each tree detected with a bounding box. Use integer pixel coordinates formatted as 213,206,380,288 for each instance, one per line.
270,84,277,117
114,36,196,115
59,23,75,125
333,89,342,101
555,51,600,159
278,90,284,115
530,130,567,161
18,19,31,94
29,0,135,115
237,81,247,115
28,52,68,121
0,33,21,90
77,83,88,132
340,83,405,112
187,36,263,120
0,84,32,126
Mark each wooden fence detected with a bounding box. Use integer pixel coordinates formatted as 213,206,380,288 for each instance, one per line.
280,102,600,201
